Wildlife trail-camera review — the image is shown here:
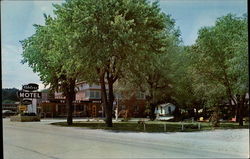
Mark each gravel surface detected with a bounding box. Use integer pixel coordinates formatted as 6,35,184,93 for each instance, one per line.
3,118,249,159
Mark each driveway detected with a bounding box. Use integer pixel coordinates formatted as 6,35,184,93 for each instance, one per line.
3,118,249,159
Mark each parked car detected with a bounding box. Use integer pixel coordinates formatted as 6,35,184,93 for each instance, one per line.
21,112,37,116
2,110,16,118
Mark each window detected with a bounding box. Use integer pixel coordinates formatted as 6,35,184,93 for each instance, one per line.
168,107,171,113
136,92,145,99
95,91,101,99
88,90,101,99
90,91,95,98
85,91,89,98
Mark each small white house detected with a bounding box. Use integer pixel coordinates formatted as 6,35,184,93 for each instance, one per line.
155,103,176,120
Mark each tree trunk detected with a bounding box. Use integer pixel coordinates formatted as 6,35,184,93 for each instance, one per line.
66,94,73,125
173,106,181,121
146,87,157,121
106,78,115,127
149,103,156,120
238,95,245,126
188,109,195,119
236,94,245,126
236,103,240,122
238,104,243,126
66,79,76,125
211,106,220,127
99,72,113,127
145,93,156,121
195,108,199,121
229,98,237,119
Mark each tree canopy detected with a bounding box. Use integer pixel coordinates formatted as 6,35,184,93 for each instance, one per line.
21,14,80,125
188,14,248,126
21,0,181,126
21,0,248,127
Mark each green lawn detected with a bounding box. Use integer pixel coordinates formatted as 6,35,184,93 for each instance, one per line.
51,121,249,133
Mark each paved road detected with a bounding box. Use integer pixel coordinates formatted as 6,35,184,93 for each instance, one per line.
3,118,249,159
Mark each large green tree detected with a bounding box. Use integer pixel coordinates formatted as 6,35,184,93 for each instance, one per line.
189,14,248,126
171,46,206,120
52,0,175,126
21,15,81,125
126,20,181,119
123,44,181,120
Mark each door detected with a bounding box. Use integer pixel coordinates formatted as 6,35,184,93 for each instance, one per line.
92,105,97,117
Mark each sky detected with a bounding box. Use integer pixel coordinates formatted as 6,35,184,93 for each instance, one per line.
1,0,247,90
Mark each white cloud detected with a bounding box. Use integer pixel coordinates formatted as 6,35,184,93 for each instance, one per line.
2,44,42,89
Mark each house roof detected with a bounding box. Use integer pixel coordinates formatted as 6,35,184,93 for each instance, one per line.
158,103,175,107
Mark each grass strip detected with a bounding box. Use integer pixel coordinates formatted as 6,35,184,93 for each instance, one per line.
51,121,249,133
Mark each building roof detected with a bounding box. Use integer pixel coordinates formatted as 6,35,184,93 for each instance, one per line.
158,103,175,108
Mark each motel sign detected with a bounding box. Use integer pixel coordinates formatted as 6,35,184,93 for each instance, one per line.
17,91,42,99
17,83,41,99
17,83,41,114
22,83,39,91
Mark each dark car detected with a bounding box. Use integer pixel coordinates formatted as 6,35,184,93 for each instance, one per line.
2,110,16,118
21,112,37,116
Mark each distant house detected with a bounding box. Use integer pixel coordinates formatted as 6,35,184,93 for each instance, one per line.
38,81,147,118
155,103,176,120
